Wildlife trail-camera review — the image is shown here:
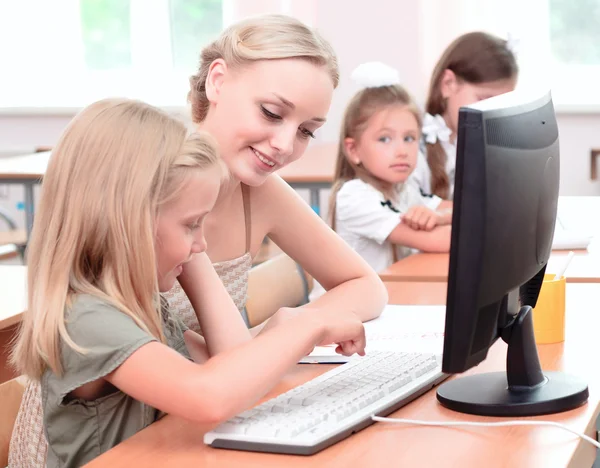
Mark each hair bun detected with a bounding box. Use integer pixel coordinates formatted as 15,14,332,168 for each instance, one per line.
351,61,400,89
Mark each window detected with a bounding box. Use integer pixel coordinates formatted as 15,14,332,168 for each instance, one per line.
417,0,600,112
80,0,132,71
517,0,600,111
549,0,600,66
544,0,600,110
0,0,223,109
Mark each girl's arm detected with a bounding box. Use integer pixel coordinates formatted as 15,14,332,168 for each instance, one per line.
402,205,453,231
435,200,453,226
388,223,451,253
105,308,364,425
255,176,387,322
438,200,453,210
435,208,453,226
178,252,251,355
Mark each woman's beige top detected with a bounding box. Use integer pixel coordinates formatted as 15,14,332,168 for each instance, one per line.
164,183,253,329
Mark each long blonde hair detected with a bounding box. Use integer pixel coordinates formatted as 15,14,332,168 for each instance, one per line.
188,13,339,123
329,85,421,230
426,32,518,199
12,99,221,379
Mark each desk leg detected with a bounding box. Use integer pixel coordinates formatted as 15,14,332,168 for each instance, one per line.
309,189,321,216
24,183,35,237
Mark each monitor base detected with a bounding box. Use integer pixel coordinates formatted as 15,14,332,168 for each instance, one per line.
437,371,588,416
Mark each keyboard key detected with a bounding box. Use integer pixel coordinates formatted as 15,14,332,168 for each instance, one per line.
205,351,445,454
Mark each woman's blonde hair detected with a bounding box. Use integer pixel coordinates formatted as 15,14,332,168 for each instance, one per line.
329,85,421,230
12,98,222,379
188,13,339,123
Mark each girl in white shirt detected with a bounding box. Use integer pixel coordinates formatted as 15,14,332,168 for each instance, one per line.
410,32,519,200
329,62,452,273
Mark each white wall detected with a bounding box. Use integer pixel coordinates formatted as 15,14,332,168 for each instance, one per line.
311,0,600,197
2,0,600,229
314,0,425,142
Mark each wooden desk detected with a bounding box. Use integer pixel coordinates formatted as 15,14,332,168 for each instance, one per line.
380,250,600,283
0,265,27,384
384,280,446,304
0,145,337,231
0,229,27,247
87,282,600,468
381,196,600,283
0,151,50,236
277,143,336,214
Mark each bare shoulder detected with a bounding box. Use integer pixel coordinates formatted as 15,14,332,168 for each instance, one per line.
249,175,303,219
251,174,294,204
240,176,304,246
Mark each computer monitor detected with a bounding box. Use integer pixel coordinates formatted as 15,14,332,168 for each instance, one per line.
436,90,589,416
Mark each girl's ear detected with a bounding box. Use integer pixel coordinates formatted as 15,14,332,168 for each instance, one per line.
344,137,360,165
440,69,458,100
205,58,228,104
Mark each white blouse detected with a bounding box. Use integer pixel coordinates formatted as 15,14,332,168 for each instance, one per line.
333,179,441,273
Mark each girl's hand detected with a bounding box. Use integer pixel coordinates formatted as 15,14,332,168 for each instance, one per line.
311,309,366,357
402,206,439,231
262,307,366,357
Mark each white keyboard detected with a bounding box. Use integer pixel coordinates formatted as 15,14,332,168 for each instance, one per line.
204,351,447,455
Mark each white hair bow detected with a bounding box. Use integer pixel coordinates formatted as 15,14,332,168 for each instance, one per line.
506,32,521,57
351,62,400,89
422,113,451,145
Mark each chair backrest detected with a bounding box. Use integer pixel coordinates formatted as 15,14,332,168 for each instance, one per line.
0,375,27,467
245,253,313,328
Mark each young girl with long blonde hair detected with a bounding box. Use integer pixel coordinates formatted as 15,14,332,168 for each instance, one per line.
11,14,384,465
10,99,365,467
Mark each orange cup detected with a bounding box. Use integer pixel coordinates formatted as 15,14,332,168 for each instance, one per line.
531,274,566,344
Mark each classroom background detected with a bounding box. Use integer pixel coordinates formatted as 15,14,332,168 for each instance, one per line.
0,0,599,227
3,2,600,465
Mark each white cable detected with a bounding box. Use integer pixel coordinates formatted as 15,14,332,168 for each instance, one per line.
371,415,600,450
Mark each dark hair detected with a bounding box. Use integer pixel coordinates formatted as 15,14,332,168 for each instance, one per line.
426,32,518,199
329,85,421,230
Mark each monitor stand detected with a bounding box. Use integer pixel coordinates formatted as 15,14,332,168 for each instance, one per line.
436,305,589,416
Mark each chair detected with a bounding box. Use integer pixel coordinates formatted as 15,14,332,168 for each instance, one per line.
252,237,282,266
0,207,26,262
0,375,27,467
592,148,600,180
246,253,313,328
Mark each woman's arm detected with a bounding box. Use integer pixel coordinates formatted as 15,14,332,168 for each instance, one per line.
255,176,387,322
178,252,251,355
183,330,210,363
106,308,364,425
